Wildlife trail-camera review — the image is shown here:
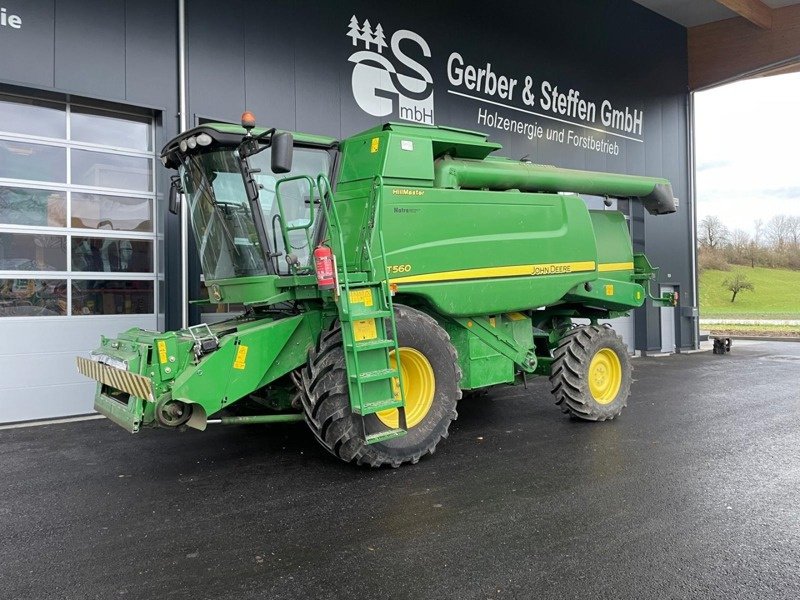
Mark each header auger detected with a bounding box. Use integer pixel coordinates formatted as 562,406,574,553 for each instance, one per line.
77,114,677,467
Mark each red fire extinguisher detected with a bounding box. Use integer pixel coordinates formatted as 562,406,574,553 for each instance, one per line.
314,245,336,290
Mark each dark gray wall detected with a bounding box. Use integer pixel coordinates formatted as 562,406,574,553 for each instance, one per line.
0,0,182,329
0,0,694,349
185,0,694,349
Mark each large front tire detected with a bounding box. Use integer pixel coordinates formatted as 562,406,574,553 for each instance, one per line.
300,304,462,467
549,325,631,421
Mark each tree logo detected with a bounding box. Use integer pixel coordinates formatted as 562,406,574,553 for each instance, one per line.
347,16,434,125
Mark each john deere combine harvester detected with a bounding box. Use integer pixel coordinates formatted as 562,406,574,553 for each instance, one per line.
77,114,677,467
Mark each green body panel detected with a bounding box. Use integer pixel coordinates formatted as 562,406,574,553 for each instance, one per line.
379,187,606,316
170,315,308,414
332,124,661,319
78,120,676,435
442,313,535,389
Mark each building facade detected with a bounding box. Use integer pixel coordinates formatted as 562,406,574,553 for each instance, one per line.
0,0,696,423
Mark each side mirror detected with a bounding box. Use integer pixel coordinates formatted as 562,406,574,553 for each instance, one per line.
168,179,181,215
271,132,294,174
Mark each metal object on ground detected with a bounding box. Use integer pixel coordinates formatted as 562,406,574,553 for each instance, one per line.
713,337,733,354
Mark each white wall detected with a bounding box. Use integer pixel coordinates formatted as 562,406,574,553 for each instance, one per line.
0,314,156,422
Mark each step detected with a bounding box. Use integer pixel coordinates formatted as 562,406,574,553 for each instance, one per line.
345,338,395,351
350,368,398,383
365,428,407,444
341,309,392,321
353,397,404,415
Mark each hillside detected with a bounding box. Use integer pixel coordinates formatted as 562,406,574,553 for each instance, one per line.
699,267,800,320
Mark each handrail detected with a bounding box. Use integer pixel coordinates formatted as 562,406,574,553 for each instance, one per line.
317,174,362,404
316,174,349,294
274,174,317,274
369,175,388,279
317,173,407,429
368,175,407,426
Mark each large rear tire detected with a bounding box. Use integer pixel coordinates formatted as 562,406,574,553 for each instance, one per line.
549,324,631,421
300,304,462,467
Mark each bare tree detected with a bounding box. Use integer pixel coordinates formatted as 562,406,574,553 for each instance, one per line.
698,215,729,249
787,215,800,250
747,218,764,268
766,214,791,251
729,229,751,263
722,272,754,303
753,218,763,246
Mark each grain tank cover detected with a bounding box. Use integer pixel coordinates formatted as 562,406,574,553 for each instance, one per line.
379,122,501,160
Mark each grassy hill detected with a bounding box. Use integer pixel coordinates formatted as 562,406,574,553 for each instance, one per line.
699,267,800,319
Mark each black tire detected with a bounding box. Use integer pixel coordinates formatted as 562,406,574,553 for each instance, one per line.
549,324,631,421
300,304,462,467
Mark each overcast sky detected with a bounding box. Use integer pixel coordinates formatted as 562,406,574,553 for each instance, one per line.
695,72,800,234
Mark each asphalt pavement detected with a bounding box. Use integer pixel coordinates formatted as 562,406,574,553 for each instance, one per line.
1,341,799,600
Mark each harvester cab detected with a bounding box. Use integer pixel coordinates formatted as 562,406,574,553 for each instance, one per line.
164,117,334,279
76,113,679,467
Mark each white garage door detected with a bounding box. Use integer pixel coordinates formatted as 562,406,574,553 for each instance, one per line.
0,93,159,423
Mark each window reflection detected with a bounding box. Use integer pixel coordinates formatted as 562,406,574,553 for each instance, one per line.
70,106,151,151
72,280,154,315
71,235,152,273
0,94,66,139
71,193,152,232
0,232,67,271
0,187,66,227
0,94,157,318
0,140,66,183
71,149,152,191
0,278,68,317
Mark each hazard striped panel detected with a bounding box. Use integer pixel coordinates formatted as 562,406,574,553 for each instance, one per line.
76,356,154,402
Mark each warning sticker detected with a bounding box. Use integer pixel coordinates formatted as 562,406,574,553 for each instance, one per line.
233,345,249,370
353,319,378,341
605,284,615,296
370,137,380,153
348,289,374,307
157,340,168,364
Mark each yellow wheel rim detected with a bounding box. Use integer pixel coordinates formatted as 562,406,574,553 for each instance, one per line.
588,348,622,404
376,347,435,429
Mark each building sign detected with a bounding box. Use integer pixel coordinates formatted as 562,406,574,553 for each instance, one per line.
347,15,435,125
0,6,22,29
446,52,643,155
346,14,646,156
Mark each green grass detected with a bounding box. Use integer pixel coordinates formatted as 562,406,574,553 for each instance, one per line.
705,323,799,337
699,266,800,319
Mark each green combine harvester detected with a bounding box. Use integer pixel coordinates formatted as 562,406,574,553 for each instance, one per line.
76,113,677,467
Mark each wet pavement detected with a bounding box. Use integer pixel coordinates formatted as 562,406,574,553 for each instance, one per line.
1,341,799,600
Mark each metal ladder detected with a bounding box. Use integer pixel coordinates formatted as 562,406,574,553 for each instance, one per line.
316,175,407,443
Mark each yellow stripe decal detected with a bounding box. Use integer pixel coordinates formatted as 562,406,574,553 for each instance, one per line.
390,261,597,285
598,262,634,272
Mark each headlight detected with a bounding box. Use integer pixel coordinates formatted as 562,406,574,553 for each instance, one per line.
196,133,212,146
179,140,188,152
186,136,197,149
